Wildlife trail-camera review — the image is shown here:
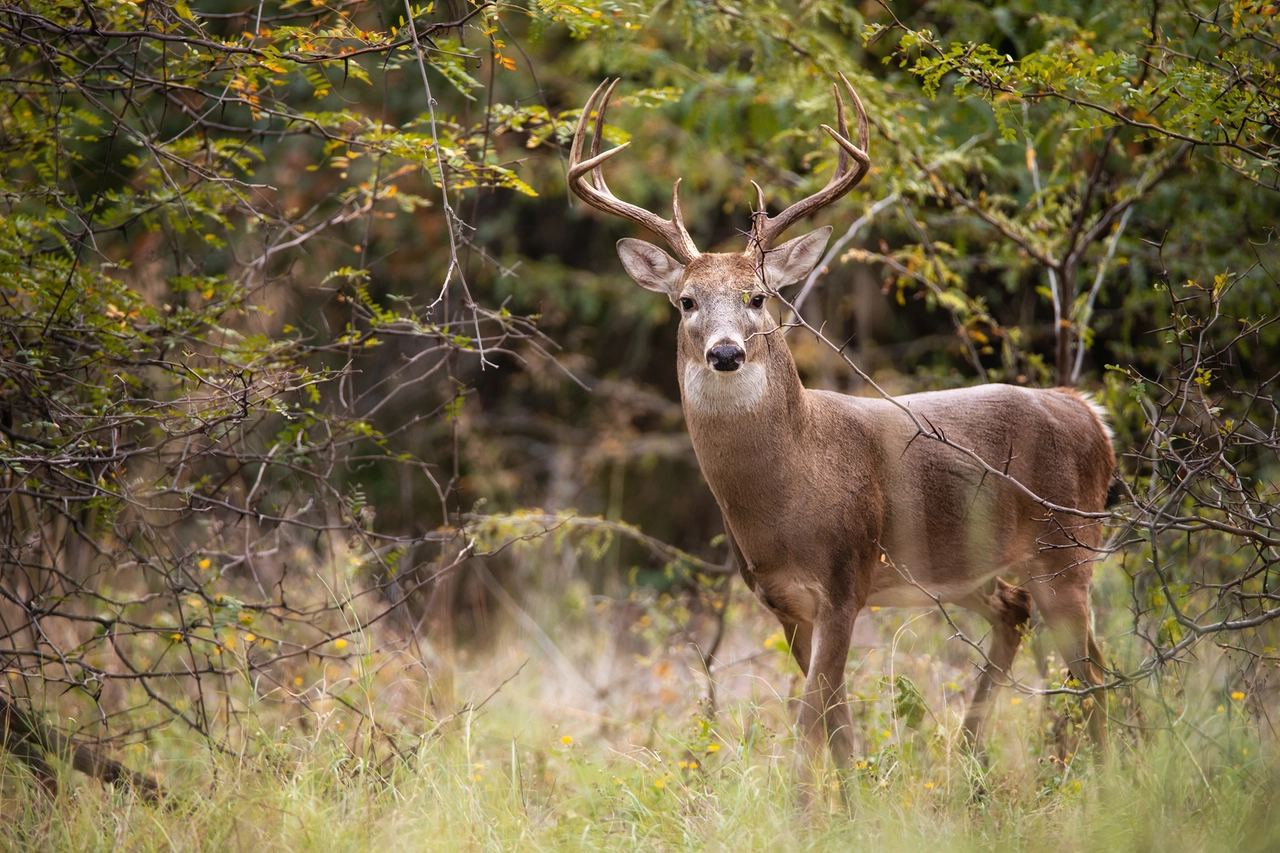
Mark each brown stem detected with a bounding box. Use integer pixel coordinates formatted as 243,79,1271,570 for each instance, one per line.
0,693,163,801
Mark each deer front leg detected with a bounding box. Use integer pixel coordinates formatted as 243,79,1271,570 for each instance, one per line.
796,608,856,781
731,530,816,680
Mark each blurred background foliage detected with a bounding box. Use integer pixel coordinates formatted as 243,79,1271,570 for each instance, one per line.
1,0,1279,795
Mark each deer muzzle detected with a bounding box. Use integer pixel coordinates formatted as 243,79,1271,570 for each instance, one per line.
707,342,745,372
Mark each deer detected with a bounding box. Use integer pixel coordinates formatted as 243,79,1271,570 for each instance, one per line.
567,77,1115,785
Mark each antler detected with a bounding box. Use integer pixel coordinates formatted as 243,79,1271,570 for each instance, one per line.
747,73,871,252
567,79,701,265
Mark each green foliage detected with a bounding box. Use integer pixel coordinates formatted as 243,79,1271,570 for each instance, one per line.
891,674,928,730
0,0,569,750
1,0,1279,803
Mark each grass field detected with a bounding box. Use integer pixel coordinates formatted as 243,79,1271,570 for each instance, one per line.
3,582,1277,852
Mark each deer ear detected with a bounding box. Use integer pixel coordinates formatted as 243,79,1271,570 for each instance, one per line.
617,239,685,294
761,226,832,288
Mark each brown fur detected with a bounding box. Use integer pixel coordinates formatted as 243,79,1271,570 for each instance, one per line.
618,242,1115,777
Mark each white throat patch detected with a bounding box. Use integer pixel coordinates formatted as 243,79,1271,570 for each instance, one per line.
683,361,768,416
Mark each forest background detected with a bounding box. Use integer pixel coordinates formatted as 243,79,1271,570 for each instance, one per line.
1,0,1279,849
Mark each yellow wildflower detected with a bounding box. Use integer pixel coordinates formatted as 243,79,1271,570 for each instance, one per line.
560,735,573,745
1231,691,1246,701
705,743,720,753
198,558,211,570
333,638,347,650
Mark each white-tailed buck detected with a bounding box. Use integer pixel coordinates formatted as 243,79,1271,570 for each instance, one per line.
568,78,1114,777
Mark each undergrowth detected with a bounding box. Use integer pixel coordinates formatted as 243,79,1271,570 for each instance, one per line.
2,590,1277,852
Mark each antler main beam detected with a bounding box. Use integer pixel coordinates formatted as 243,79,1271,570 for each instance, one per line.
747,73,871,252
567,79,701,265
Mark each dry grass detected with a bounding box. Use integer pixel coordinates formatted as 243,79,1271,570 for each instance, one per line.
2,574,1277,852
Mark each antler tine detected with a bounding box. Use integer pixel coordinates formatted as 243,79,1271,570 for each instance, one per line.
846,72,871,155
569,79,611,176
832,81,850,176
671,178,690,245
749,179,768,241
588,79,618,189
567,79,701,264
747,73,872,252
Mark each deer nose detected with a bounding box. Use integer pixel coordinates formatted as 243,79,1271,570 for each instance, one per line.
707,343,745,372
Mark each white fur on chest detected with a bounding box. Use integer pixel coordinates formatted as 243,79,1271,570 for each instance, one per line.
683,362,768,415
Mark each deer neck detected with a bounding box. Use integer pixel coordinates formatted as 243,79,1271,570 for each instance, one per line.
677,331,809,497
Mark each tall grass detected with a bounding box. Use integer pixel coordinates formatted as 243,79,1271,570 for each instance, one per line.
3,585,1277,852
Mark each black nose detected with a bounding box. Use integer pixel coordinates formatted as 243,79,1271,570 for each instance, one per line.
707,344,745,372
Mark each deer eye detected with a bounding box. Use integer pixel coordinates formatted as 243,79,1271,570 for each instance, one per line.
680,297,695,312
750,294,766,309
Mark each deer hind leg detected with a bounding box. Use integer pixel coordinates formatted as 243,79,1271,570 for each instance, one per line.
1024,549,1108,757
959,578,1032,756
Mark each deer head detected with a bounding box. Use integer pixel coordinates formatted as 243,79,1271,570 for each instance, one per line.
567,77,871,414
